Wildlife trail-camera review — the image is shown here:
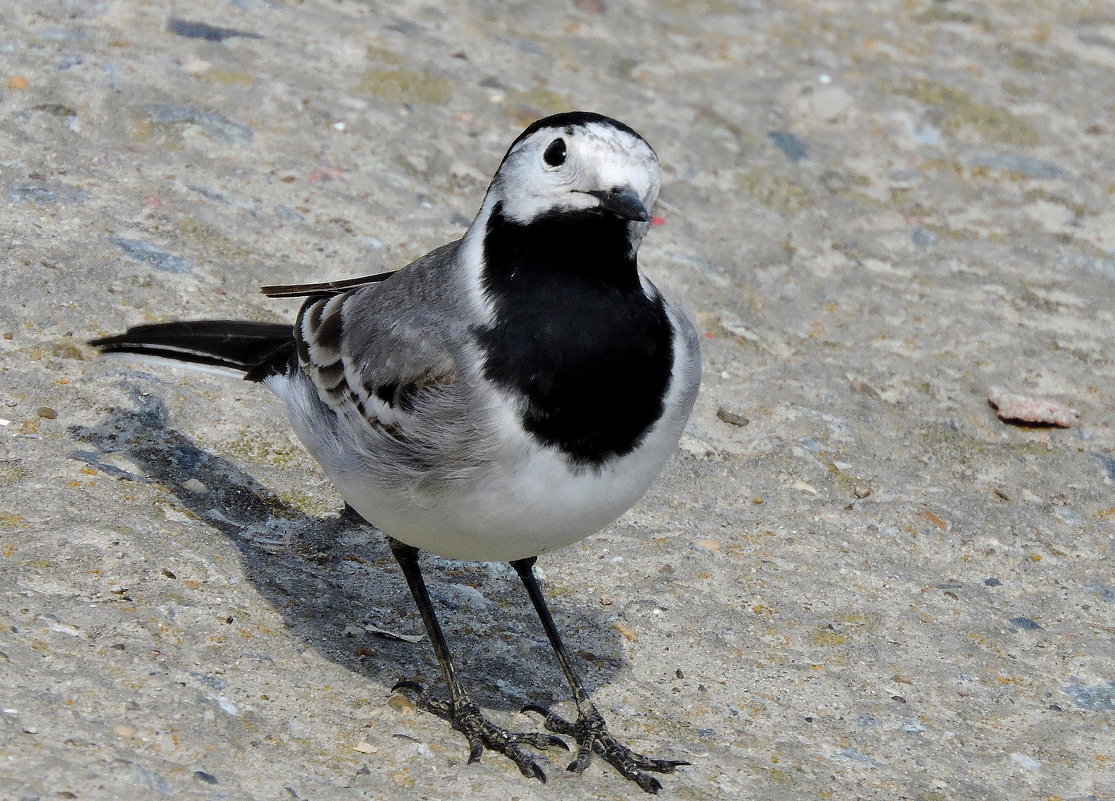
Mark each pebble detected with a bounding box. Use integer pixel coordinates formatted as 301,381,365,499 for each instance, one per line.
1008,616,1042,631
801,85,853,122
911,226,937,248
274,204,304,223
105,236,192,274
716,407,749,427
1063,682,1115,711
1092,453,1115,481
829,748,885,767
35,407,57,419
182,478,208,494
767,130,810,163
613,621,638,642
1010,752,1041,771
166,18,263,42
987,387,1079,428
970,152,1064,179
9,183,90,205
573,0,606,14
387,693,415,713
1084,581,1114,602
142,103,254,145
193,770,219,784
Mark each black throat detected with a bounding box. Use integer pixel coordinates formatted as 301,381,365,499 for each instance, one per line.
476,202,674,468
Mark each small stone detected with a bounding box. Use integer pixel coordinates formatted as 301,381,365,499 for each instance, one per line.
7,76,29,90
573,0,607,13
274,205,304,223
105,237,192,274
716,407,750,427
142,103,253,145
853,483,871,499
180,58,212,75
920,509,950,531
193,771,218,784
970,152,1064,179
9,183,90,205
166,18,263,42
599,594,614,606
36,407,57,419
386,693,415,713
1009,616,1042,631
182,478,208,494
804,85,853,122
613,621,638,642
1064,681,1115,711
987,387,1080,428
767,130,810,162
352,741,377,754
911,226,937,248
1010,752,1042,771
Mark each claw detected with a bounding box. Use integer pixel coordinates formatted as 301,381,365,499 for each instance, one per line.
394,677,566,784
541,734,570,752
522,760,547,783
525,702,688,793
467,742,484,764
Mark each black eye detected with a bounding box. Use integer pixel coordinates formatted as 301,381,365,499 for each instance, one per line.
543,138,567,167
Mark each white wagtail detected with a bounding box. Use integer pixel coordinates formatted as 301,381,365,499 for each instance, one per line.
93,112,702,793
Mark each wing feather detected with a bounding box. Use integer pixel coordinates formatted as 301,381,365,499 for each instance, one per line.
292,241,470,444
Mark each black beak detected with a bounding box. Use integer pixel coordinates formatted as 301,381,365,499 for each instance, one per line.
585,186,649,222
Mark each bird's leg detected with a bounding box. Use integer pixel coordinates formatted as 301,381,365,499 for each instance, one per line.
386,537,567,781
511,557,689,795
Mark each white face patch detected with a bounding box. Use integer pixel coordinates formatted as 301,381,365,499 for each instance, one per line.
492,121,661,225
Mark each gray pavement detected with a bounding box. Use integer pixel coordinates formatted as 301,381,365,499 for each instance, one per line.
1,1,1112,799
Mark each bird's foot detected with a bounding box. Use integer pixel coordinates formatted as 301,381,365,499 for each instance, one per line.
522,702,688,794
392,681,568,782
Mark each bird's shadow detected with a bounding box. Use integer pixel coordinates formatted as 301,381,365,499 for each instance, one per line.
69,379,625,712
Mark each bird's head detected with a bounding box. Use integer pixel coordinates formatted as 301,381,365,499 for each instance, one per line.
485,112,660,232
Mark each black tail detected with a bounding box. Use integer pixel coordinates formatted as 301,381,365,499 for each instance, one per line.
91,320,295,382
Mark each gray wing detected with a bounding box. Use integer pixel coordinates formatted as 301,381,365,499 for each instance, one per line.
292,241,488,486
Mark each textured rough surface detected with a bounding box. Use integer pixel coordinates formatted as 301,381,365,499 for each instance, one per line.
1,1,1113,799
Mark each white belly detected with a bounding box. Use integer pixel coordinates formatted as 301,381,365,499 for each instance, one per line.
334,411,686,561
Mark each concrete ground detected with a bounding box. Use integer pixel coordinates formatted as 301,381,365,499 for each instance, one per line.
1,1,1112,799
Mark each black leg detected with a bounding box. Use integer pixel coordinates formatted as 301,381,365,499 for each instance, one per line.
385,537,567,781
511,557,689,794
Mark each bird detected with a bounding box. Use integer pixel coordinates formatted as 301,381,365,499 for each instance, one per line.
92,111,702,793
